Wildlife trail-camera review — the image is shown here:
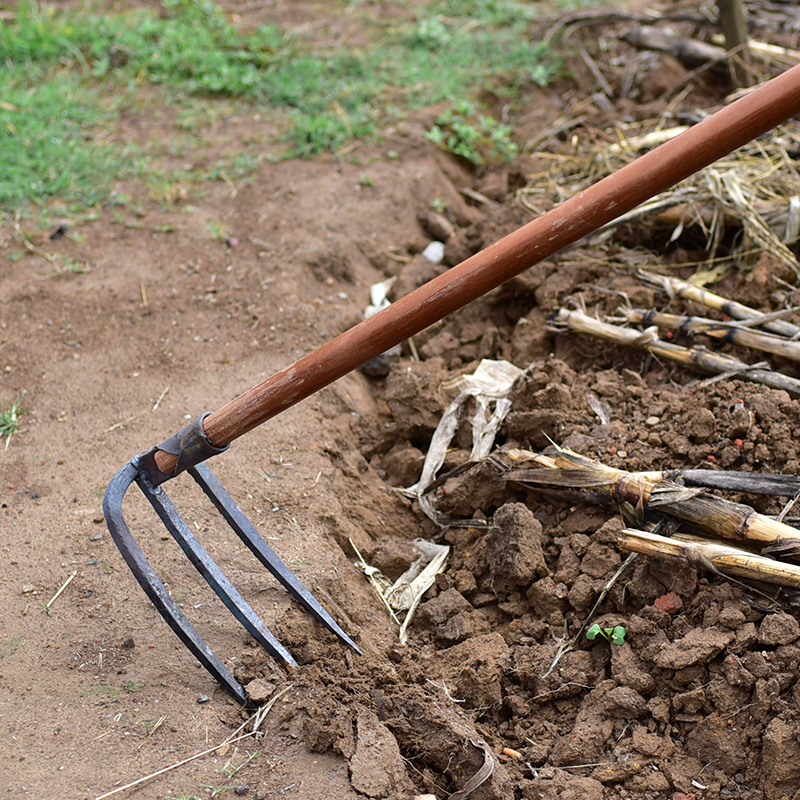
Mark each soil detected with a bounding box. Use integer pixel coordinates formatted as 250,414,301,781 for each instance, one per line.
3,3,800,800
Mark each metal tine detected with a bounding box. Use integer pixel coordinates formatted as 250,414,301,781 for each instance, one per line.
136,466,300,668
103,459,249,705
189,462,362,655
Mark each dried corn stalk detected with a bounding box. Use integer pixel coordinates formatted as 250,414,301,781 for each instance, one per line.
620,528,800,589
622,308,800,362
548,307,800,396
637,269,800,338
496,447,800,552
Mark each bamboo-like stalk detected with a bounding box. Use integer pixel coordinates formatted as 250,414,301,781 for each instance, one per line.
637,269,800,338
497,450,800,496
547,307,800,396
619,528,800,589
497,447,800,550
623,308,800,362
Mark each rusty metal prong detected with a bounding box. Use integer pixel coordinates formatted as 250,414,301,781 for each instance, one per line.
190,462,362,655
136,464,300,669
103,459,249,705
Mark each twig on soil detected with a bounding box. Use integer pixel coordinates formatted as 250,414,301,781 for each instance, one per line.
44,570,77,615
2,211,59,263
152,387,169,412
777,491,800,524
94,685,291,800
426,678,464,703
459,187,502,210
104,415,139,433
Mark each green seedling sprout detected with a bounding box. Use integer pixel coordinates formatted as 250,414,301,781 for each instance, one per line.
586,623,626,646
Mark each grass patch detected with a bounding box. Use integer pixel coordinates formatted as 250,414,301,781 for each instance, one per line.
424,100,519,164
0,74,127,209
0,395,25,440
0,0,559,210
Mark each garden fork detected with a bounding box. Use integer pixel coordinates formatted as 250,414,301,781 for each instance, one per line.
104,63,800,705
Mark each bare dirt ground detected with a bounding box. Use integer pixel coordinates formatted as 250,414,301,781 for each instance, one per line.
3,2,800,799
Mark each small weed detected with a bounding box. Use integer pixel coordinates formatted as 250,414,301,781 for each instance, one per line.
145,169,192,210
206,219,228,242
586,623,627,646
425,101,518,165
203,750,261,797
205,152,261,183
138,715,165,737
286,112,374,158
0,394,26,441
60,257,90,274
430,197,450,214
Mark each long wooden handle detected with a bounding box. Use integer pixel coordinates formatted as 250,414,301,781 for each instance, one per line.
157,63,800,472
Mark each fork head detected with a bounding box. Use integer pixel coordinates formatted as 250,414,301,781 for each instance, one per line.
103,415,361,704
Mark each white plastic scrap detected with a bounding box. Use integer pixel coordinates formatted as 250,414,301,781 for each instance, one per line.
422,241,445,263
365,276,397,318
404,359,523,524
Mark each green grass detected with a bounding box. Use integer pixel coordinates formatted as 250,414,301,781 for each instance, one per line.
0,0,560,212
0,75,128,208
0,395,25,440
424,100,519,165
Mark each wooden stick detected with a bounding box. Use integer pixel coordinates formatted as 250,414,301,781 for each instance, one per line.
45,570,77,615
154,63,800,474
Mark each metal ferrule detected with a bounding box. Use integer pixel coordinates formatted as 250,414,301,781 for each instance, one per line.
147,412,229,485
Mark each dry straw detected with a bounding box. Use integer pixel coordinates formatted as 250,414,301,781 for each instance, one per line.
518,119,800,273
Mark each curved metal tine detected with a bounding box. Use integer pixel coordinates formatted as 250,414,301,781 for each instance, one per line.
103,459,249,705
136,468,299,668
190,463,362,654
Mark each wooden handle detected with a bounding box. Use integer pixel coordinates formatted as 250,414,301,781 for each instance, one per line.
155,63,800,473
